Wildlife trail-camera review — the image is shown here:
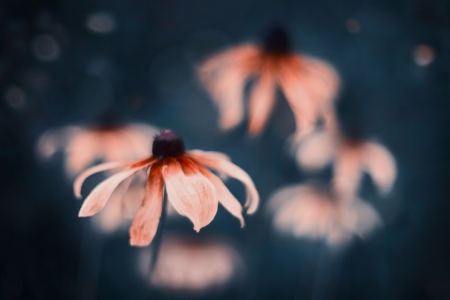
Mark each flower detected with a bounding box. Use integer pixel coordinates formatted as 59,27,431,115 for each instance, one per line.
139,235,244,292
74,130,259,246
198,25,340,141
295,130,397,199
37,119,159,177
268,183,381,246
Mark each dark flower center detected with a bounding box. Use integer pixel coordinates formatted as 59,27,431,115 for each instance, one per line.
262,26,290,54
152,130,185,158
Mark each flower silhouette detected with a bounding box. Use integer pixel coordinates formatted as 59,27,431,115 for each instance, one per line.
198,25,340,141
74,130,259,246
295,130,397,199
268,183,381,246
37,120,159,177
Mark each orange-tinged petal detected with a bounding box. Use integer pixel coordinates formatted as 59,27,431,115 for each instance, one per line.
78,168,140,217
362,142,397,194
187,151,259,214
180,157,244,227
130,163,164,246
162,157,218,232
248,71,276,135
74,161,131,198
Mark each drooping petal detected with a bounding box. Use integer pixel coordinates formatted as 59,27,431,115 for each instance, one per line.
186,149,230,179
295,130,337,171
362,142,397,194
187,151,259,214
78,168,141,217
91,174,135,233
162,157,218,231
198,44,258,130
248,71,276,135
130,163,164,246
343,198,382,238
65,130,100,177
180,157,244,227
276,60,319,142
74,161,131,198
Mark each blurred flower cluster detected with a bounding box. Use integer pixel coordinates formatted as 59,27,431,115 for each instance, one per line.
31,18,402,295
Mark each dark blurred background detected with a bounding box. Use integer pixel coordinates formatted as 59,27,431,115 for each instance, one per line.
1,0,450,299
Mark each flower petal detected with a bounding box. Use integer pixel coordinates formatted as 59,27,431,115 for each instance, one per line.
79,168,140,217
162,157,218,232
130,163,164,246
362,142,397,194
198,44,257,130
332,143,364,201
74,161,131,199
181,157,244,227
65,130,100,177
295,130,336,171
187,151,259,214
248,71,276,135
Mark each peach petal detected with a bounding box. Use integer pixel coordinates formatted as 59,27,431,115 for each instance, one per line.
78,168,140,217
65,130,100,177
362,142,397,194
130,163,164,246
295,131,336,171
332,144,364,201
187,151,259,214
74,161,131,198
248,71,276,135
182,157,244,227
162,157,218,232
199,45,257,130
92,174,135,233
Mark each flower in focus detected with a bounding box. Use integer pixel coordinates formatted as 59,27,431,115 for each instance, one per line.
295,130,397,199
37,118,159,177
139,236,244,292
198,25,340,141
268,183,381,246
74,130,259,246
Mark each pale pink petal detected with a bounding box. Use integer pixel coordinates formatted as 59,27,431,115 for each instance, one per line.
332,142,365,201
130,163,164,246
362,142,397,194
198,44,258,130
79,168,141,217
186,149,230,179
248,71,276,135
91,175,135,233
162,157,218,231
186,158,244,227
187,151,259,214
295,130,337,171
74,161,131,199
342,198,382,238
65,130,100,177
121,124,158,158
102,131,131,162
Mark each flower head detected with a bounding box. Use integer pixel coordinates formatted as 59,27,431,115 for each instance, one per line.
74,130,259,246
37,116,159,177
295,130,397,200
198,25,340,141
268,183,381,246
139,236,244,292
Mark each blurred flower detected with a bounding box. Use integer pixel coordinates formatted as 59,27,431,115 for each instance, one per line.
139,236,244,292
198,25,340,141
268,183,381,246
413,45,435,66
37,118,158,177
295,130,396,199
74,130,259,246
